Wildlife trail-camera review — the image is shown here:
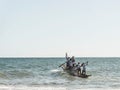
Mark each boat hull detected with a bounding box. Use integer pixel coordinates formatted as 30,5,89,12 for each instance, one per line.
61,64,91,78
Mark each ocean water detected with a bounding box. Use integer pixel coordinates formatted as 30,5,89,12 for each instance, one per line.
0,58,120,90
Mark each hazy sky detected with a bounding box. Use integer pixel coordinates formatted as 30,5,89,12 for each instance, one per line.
0,0,120,57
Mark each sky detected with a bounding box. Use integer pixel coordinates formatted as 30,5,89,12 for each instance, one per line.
0,0,120,57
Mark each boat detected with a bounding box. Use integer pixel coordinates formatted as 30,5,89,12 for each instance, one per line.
60,63,91,78
59,53,91,78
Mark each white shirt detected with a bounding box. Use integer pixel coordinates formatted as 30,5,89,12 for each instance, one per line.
83,64,86,71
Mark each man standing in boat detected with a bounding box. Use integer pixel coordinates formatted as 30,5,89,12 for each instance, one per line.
76,62,81,76
81,61,88,75
65,53,70,61
70,56,76,69
65,53,71,69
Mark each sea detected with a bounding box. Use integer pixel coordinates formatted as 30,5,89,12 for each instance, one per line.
0,58,120,90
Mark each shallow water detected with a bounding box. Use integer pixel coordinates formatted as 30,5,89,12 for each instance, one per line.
0,58,120,90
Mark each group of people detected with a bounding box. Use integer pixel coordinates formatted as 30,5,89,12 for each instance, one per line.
65,53,88,76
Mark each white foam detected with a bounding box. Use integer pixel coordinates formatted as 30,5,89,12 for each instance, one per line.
0,85,66,90
0,86,119,90
50,69,61,72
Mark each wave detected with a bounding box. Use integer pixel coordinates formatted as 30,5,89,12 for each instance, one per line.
0,72,8,79
0,85,119,90
3,70,34,79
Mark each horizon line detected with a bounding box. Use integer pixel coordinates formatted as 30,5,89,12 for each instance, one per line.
0,56,120,58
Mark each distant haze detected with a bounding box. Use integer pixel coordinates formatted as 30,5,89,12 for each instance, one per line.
0,0,120,57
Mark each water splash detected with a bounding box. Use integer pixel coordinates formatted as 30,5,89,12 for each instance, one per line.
50,69,61,73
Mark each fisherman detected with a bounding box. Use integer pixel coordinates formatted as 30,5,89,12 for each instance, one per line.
66,57,70,68
71,56,76,67
71,56,75,62
65,53,70,61
71,63,78,76
81,61,88,75
69,59,73,69
76,62,81,76
65,53,71,69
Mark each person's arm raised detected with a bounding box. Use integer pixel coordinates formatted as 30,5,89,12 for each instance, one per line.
65,53,68,60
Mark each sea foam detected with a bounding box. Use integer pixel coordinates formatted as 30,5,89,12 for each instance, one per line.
0,85,119,90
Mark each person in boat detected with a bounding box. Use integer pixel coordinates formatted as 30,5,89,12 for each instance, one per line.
66,58,71,69
71,56,76,66
65,53,71,69
71,64,78,76
69,56,77,71
71,56,75,62
81,61,88,75
65,53,70,61
76,62,81,76
69,59,73,69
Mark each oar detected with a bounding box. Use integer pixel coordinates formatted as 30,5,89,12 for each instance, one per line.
59,62,67,67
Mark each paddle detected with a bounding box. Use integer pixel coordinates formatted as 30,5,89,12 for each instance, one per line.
59,61,67,67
